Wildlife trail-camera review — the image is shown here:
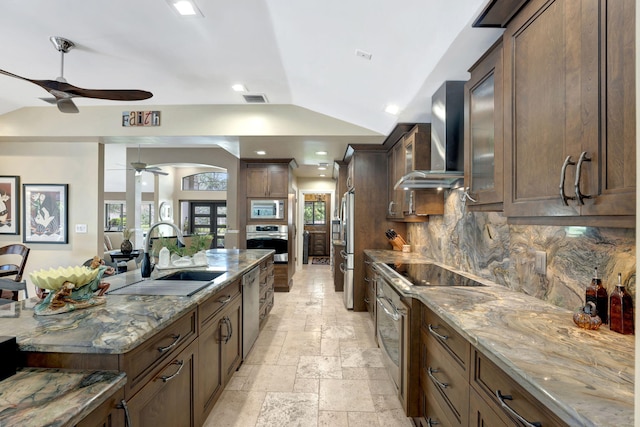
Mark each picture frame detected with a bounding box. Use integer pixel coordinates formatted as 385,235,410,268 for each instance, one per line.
23,184,69,244
0,176,19,235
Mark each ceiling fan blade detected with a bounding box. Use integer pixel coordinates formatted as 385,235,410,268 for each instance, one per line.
0,68,152,102
147,169,169,176
56,98,79,113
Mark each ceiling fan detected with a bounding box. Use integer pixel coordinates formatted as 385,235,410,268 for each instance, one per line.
0,36,152,113
130,146,168,176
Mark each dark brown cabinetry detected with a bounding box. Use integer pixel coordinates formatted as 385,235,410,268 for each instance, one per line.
387,124,444,222
345,147,405,311
503,0,635,226
333,241,345,292
363,255,376,322
416,300,569,427
76,387,125,427
464,38,504,211
259,255,275,327
246,163,289,198
197,279,242,424
309,232,327,256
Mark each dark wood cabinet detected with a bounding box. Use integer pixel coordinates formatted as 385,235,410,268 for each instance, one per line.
76,387,125,427
363,255,376,322
333,241,345,292
503,0,635,226
259,255,275,328
197,279,242,424
347,147,405,312
468,388,509,427
246,164,288,197
309,232,327,256
127,339,198,427
464,38,504,211
387,124,444,222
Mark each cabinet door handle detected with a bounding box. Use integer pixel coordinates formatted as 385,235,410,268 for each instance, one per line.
227,316,233,342
157,334,181,353
364,297,370,304
388,201,397,216
426,418,440,426
220,316,232,344
159,359,184,383
559,155,576,206
574,151,592,205
218,295,232,304
427,367,449,389
496,390,542,427
117,399,132,427
428,324,449,341
460,187,477,203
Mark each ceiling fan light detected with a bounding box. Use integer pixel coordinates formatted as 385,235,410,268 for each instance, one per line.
232,84,248,92
169,0,203,17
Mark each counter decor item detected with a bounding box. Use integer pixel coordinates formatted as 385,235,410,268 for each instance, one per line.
30,257,114,316
385,229,407,251
585,267,608,324
609,273,634,335
572,302,602,330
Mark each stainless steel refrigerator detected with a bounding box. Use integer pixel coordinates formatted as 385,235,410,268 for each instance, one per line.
340,190,355,309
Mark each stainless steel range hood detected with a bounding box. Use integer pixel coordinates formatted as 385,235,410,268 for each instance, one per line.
395,81,465,190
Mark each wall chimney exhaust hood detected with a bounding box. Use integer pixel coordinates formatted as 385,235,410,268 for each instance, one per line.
395,81,465,190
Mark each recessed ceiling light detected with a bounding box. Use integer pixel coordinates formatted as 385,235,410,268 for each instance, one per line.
256,150,266,156
319,174,326,177
232,84,248,92
167,0,203,17
385,104,400,115
315,151,328,155
318,166,327,171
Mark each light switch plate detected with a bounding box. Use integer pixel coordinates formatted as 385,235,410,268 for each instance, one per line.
535,251,546,274
75,224,88,233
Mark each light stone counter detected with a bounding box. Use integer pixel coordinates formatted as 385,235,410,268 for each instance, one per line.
0,368,126,427
0,249,273,355
365,249,633,427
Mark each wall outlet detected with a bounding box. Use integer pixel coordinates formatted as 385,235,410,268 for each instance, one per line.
534,251,546,274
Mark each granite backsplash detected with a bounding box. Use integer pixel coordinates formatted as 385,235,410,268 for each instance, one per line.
407,190,636,311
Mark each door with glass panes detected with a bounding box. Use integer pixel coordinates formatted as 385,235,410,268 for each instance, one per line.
189,202,226,248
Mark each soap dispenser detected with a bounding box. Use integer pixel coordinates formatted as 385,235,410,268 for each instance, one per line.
585,267,608,324
609,273,634,335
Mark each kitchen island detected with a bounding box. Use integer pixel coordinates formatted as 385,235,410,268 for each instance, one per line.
365,249,633,427
0,248,274,427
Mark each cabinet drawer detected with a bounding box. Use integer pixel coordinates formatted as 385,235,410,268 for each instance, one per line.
422,382,461,427
469,387,509,427
421,331,469,426
472,350,569,427
122,309,197,398
199,279,241,327
422,306,470,373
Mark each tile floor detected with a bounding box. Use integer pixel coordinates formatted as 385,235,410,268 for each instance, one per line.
204,263,414,427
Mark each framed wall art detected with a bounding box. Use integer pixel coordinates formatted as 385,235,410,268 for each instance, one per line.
23,184,69,244
0,176,19,235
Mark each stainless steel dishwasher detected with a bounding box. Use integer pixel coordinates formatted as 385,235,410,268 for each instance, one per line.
242,266,260,359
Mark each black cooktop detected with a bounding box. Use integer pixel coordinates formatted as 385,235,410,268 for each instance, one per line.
384,263,485,287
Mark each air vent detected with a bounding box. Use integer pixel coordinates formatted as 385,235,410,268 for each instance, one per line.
243,94,268,103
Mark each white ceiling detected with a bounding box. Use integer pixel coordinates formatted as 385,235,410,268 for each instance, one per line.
0,0,502,178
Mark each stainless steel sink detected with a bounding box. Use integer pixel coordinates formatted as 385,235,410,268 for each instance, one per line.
107,271,227,296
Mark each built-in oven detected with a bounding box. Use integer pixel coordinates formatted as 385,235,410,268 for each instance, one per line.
375,269,409,402
246,224,288,263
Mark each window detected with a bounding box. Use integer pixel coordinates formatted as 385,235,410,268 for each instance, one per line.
105,202,125,231
140,203,155,232
182,172,228,191
304,201,326,225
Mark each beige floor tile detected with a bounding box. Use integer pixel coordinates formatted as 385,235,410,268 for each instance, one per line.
340,347,385,368
256,392,318,427
294,377,319,393
203,390,266,427
254,330,287,347
297,355,342,379
368,379,398,395
342,367,390,381
318,410,349,427
372,394,404,412
321,325,357,340
242,364,297,392
320,338,341,357
319,379,375,412
243,344,282,365
347,411,380,427
376,408,414,426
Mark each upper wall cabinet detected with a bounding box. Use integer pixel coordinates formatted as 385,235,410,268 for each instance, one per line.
502,0,635,227
386,124,444,222
246,163,289,198
464,38,504,211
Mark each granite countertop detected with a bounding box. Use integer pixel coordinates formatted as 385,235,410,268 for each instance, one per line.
0,368,126,427
365,249,634,427
0,249,274,355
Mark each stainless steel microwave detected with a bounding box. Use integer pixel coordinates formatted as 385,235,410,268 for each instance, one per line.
250,199,285,220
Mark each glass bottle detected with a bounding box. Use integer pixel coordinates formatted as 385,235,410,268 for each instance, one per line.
609,273,634,335
585,267,608,324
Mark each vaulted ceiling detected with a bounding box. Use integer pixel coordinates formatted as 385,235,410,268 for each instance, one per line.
0,0,502,177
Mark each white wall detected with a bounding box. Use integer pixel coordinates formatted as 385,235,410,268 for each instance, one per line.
0,141,103,296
